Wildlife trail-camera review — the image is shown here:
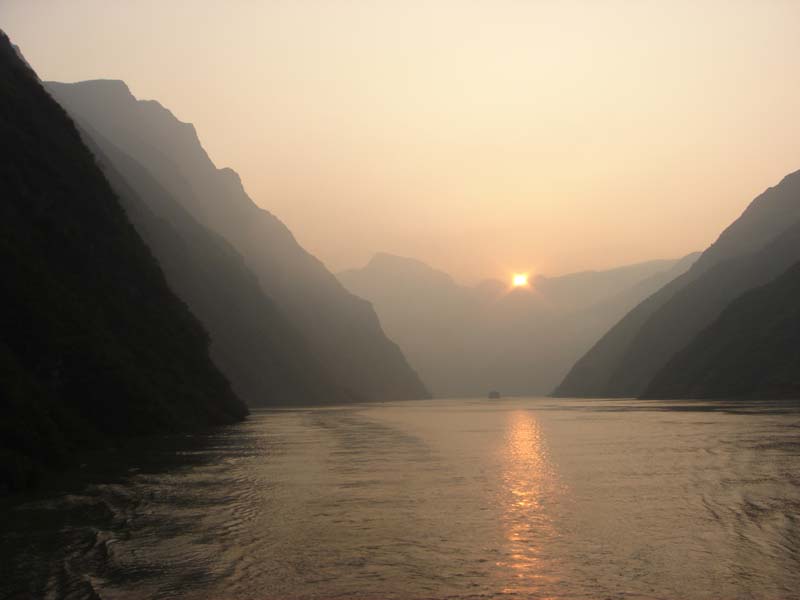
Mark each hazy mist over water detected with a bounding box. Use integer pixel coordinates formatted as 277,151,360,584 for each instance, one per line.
5,398,800,599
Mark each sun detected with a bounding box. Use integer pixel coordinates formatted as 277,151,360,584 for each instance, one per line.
512,273,529,287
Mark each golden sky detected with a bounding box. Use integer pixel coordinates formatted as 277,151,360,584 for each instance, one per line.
5,0,799,282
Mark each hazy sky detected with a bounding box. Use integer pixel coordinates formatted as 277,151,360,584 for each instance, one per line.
4,0,799,282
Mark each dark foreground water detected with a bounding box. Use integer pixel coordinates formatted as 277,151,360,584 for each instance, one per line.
3,398,800,600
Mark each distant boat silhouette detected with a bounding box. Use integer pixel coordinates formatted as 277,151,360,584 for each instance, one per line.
488,391,501,399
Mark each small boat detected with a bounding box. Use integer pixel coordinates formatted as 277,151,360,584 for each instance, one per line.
488,390,501,399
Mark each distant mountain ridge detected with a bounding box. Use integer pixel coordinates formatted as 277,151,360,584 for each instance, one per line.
555,169,800,398
532,257,686,312
0,33,246,489
338,253,697,397
48,80,429,403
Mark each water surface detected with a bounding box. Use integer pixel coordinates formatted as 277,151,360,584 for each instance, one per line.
3,398,800,599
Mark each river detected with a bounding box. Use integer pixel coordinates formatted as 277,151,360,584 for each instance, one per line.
3,398,800,599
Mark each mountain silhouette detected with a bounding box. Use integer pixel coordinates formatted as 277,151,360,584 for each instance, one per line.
555,170,800,398
72,120,356,406
47,81,429,403
338,253,696,396
0,33,246,490
643,260,800,399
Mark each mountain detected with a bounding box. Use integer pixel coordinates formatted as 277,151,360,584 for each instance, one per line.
338,253,696,397
0,33,246,490
643,260,800,399
339,253,492,397
555,170,800,398
532,257,688,312
47,80,429,403
575,253,702,333
68,114,354,407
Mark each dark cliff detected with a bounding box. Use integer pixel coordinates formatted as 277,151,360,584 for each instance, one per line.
643,260,800,400
71,118,356,406
47,80,429,403
0,34,246,489
555,170,800,398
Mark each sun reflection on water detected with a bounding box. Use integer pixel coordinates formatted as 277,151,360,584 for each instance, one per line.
496,410,565,597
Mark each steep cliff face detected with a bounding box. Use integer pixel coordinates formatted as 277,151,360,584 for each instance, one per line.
643,260,800,400
72,118,356,407
47,80,429,402
0,34,246,489
555,170,800,398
